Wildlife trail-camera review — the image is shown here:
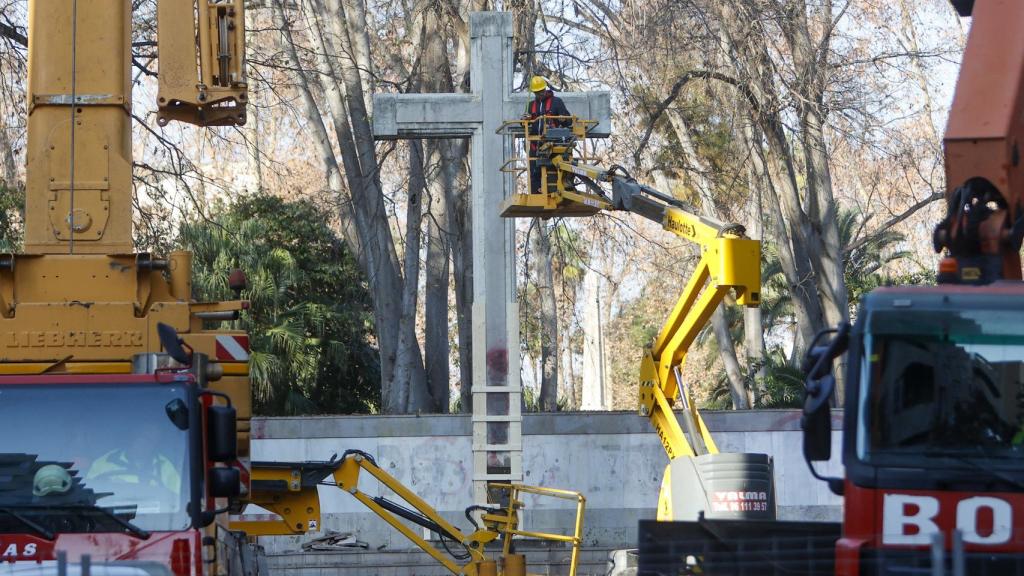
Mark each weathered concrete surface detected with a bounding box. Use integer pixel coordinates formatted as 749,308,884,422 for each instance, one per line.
251,410,844,564
370,11,613,502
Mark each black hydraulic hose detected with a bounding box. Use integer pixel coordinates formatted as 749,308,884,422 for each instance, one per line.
340,449,377,467
439,533,472,561
374,496,474,561
464,504,500,531
607,164,632,179
578,175,607,198
343,450,472,562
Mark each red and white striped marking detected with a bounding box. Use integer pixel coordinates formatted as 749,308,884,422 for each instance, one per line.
215,335,250,361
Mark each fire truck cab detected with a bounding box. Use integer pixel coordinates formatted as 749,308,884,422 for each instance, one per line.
803,285,1024,574
0,346,246,576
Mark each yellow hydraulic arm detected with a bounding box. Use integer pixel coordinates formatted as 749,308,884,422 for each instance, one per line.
499,116,761,464
234,453,586,576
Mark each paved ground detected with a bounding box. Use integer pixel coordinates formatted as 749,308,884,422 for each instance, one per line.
267,543,615,576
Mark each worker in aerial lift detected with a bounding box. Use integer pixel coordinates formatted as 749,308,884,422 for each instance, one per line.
523,75,571,193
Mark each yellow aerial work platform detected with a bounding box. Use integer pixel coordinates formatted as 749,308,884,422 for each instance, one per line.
499,190,607,218
498,116,612,218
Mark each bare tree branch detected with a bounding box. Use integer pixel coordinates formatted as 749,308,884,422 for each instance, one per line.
633,69,756,167
0,21,26,47
845,191,943,256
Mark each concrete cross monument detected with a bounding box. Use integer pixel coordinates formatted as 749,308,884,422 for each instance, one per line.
373,12,611,502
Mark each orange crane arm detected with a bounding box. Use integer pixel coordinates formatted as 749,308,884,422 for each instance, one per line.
935,0,1024,283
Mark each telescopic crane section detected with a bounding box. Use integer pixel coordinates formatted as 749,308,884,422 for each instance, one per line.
25,0,247,254
157,0,248,127
16,0,253,500
498,117,760,463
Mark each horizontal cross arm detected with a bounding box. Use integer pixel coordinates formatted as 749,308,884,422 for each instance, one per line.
373,93,482,139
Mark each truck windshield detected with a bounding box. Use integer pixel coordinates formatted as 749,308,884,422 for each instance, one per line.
0,382,192,533
857,308,1024,469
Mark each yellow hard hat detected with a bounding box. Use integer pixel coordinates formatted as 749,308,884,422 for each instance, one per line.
530,76,548,92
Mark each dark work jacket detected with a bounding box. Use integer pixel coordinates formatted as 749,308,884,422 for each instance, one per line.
526,92,571,151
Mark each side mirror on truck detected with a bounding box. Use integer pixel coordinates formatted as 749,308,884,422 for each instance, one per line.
800,323,849,495
194,395,241,527
209,466,241,498
207,404,238,462
802,395,833,461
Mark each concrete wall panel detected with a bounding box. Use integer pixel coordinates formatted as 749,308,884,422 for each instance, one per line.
250,410,844,553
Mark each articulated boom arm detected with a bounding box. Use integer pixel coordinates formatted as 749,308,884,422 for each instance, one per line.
638,227,759,462
235,454,586,576
499,117,760,461
620,179,759,461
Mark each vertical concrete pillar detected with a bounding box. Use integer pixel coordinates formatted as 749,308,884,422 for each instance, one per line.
371,11,611,503
469,13,521,501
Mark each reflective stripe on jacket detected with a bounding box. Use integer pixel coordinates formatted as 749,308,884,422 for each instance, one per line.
526,92,571,151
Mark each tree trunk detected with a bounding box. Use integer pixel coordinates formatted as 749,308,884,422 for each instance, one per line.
743,158,766,405
597,236,618,408
418,4,458,413
897,0,942,143
711,307,750,409
340,0,431,410
779,1,849,399
447,145,473,413
741,123,823,363
0,114,18,190
278,0,428,412
424,144,452,413
339,0,374,99
562,346,578,409
581,266,606,409
411,4,473,413
392,140,429,412
666,108,750,408
510,0,538,84
708,0,829,363
535,222,559,411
